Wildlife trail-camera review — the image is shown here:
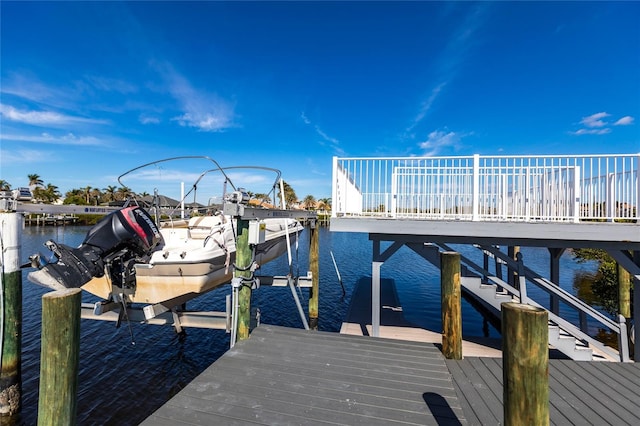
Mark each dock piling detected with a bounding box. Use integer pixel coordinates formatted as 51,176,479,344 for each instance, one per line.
0,212,23,424
308,219,319,330
37,288,81,426
618,257,631,319
440,251,462,360
502,302,549,426
234,219,252,342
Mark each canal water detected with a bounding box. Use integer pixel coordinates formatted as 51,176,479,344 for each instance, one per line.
14,224,599,425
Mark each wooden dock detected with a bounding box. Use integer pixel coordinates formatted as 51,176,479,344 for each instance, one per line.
141,324,640,425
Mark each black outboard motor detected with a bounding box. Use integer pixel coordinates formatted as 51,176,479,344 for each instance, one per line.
28,206,163,291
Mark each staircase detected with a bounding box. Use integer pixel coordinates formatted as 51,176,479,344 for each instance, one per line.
407,242,629,362
460,275,595,361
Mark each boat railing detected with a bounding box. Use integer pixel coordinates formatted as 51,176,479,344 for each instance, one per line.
332,154,639,222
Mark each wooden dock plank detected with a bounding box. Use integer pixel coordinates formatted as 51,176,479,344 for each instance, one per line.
447,357,640,426
142,324,467,425
552,361,640,424
445,363,497,425
445,358,503,425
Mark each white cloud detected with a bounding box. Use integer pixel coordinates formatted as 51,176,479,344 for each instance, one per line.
614,116,634,126
139,115,160,125
84,75,138,94
406,4,490,136
406,82,447,134
154,61,235,132
0,104,107,127
0,148,53,164
419,129,462,156
572,112,633,135
571,128,612,136
301,113,344,156
0,131,106,146
580,112,610,128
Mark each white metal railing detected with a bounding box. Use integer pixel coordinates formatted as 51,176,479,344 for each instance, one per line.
332,154,639,222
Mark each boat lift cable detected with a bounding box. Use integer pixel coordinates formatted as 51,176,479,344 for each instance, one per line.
330,250,346,297
284,219,309,330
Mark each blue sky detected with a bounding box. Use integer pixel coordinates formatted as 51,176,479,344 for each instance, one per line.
1,1,638,200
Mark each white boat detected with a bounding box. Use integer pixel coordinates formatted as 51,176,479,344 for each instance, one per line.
27,156,305,310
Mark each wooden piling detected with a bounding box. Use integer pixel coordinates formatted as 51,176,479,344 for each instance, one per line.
234,219,252,341
441,251,462,360
0,213,23,423
502,302,549,426
618,259,631,319
308,219,319,330
37,288,81,426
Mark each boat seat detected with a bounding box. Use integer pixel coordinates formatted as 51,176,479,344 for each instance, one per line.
188,215,224,239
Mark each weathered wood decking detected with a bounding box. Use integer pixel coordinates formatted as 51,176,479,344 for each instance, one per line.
448,357,640,425
142,325,640,425
141,325,466,425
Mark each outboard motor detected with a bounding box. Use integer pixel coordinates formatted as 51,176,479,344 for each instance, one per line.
28,206,163,291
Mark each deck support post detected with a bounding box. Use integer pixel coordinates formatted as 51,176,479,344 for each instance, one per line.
441,251,462,360
502,302,549,426
370,238,404,338
0,213,22,423
548,248,564,315
308,219,319,330
508,246,520,288
37,288,81,426
234,218,252,342
371,261,381,337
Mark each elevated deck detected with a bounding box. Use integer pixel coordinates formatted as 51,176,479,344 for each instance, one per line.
330,154,640,360
142,325,640,425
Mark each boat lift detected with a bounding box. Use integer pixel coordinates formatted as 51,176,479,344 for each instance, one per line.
79,204,318,341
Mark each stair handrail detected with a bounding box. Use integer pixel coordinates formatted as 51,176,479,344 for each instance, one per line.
481,244,629,361
482,245,622,332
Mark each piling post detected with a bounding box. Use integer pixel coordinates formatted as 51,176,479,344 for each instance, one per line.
441,251,462,360
618,259,631,319
37,288,81,426
234,218,252,341
1,212,23,423
308,218,319,330
502,302,549,426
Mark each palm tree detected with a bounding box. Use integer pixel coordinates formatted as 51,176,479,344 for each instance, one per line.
278,181,297,209
317,197,331,212
0,180,11,191
90,188,102,205
103,185,118,202
116,185,133,201
82,186,93,204
302,194,317,210
34,183,61,203
254,193,272,204
28,174,43,190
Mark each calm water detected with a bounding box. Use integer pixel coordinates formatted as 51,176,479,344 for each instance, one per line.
14,224,599,425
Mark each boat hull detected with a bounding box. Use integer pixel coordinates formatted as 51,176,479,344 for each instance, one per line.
82,222,300,304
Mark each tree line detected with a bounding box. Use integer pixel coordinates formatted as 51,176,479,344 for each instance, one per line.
0,174,331,211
